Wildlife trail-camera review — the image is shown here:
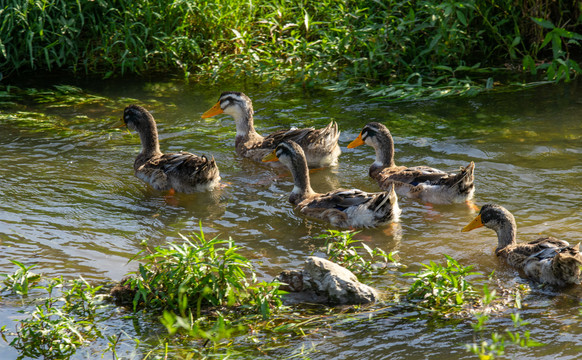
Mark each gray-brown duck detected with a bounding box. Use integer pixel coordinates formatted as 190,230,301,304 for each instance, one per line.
348,122,475,204
123,105,220,193
202,92,341,168
262,140,400,228
462,204,582,287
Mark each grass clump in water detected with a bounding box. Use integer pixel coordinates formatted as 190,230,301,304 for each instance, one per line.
315,229,402,277
465,285,545,359
113,227,284,336
1,274,111,360
404,255,482,313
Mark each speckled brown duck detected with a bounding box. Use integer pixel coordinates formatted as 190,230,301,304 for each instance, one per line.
123,105,220,193
348,122,474,204
462,204,582,287
262,140,400,229
202,91,341,168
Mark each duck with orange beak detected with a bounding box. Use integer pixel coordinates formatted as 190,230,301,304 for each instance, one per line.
462,203,582,287
348,122,475,204
202,91,341,168
262,140,400,229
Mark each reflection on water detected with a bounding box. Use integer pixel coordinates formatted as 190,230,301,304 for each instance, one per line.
0,78,581,359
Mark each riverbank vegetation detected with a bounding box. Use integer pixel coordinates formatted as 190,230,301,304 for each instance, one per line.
1,229,542,359
2,0,582,100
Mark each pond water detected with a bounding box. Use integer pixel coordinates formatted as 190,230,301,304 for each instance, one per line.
0,76,581,359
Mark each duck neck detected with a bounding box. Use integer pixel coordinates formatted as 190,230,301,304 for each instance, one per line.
494,221,517,252
233,107,260,140
373,134,396,168
289,155,315,204
138,121,162,157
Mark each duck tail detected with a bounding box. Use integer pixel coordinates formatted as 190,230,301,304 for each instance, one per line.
372,184,399,222
452,161,475,194
320,121,341,146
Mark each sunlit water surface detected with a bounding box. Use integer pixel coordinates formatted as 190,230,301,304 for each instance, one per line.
0,77,581,359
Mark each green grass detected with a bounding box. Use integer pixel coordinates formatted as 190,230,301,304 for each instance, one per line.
404,254,482,312
1,0,582,100
0,227,544,359
124,229,283,320
315,229,402,277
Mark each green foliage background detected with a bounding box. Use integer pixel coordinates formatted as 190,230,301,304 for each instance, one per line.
1,0,582,97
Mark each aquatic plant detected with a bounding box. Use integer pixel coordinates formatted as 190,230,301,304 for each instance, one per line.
0,260,41,296
1,276,111,359
315,229,401,276
465,286,544,359
121,228,283,317
404,255,482,312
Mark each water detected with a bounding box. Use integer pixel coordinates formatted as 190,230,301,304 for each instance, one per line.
0,77,581,359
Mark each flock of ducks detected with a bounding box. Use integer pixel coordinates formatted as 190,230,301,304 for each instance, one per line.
122,91,582,288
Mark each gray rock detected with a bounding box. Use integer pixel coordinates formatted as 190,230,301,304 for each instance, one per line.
275,256,379,306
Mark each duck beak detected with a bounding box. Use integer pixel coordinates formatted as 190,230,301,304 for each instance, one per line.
347,133,364,148
461,214,483,232
262,150,279,162
201,101,223,118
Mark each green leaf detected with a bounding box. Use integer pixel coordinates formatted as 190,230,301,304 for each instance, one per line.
522,55,536,74
553,27,582,40
434,65,453,73
540,32,553,50
531,17,554,29
456,10,467,26
511,36,521,47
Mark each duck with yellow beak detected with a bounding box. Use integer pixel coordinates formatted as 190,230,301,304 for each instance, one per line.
348,122,475,204
202,91,341,168
462,203,582,287
262,140,400,229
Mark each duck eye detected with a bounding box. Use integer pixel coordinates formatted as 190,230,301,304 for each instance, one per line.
362,130,369,140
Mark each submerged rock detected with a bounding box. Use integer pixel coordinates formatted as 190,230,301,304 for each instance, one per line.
276,256,379,306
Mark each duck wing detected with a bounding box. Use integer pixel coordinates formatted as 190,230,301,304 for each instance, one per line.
262,127,318,147
380,163,474,187
375,162,475,203
381,166,446,185
263,122,340,151
510,236,570,257
161,152,218,181
501,236,569,269
239,122,340,167
298,188,399,228
137,152,219,192
303,189,375,210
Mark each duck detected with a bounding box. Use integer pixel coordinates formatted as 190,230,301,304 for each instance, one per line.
123,104,221,193
202,91,341,168
262,140,400,228
462,203,582,287
347,122,475,204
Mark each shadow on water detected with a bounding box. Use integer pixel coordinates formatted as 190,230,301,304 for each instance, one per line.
0,75,581,359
